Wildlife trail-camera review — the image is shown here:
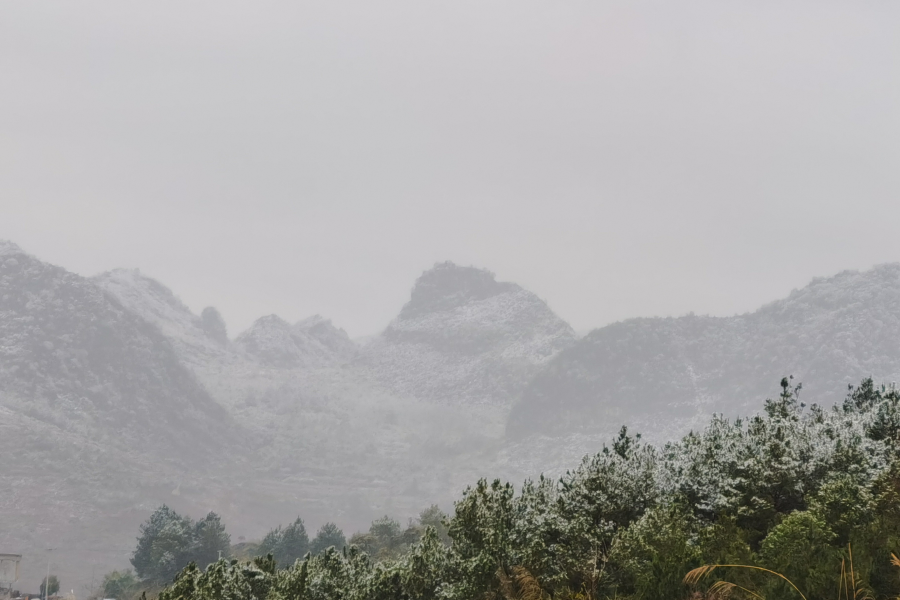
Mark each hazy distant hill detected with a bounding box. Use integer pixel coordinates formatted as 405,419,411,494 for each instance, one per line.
361,262,576,406
0,242,241,591
0,246,232,459
94,268,230,367
93,258,515,537
11,238,900,591
236,314,356,369
508,264,900,438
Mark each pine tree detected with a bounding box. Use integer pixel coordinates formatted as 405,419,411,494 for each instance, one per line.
310,523,346,555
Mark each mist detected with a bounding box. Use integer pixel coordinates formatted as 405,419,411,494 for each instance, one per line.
2,2,900,598
2,1,897,337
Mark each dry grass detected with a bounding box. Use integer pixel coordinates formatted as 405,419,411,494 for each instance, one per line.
684,545,877,600
497,566,546,600
684,564,807,600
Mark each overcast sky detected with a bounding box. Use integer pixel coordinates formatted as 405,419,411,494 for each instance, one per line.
1,1,898,337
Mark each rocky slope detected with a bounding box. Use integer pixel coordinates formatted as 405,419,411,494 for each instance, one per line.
235,314,356,369
0,242,241,591
360,262,577,406
93,268,230,367
12,241,900,592
508,264,900,439
0,246,233,460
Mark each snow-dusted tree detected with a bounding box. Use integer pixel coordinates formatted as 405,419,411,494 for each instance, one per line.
310,522,346,555
258,517,310,569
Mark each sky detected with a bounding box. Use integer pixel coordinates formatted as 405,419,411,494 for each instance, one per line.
1,1,898,338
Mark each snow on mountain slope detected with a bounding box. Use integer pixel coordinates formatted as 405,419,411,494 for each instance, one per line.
235,314,356,369
0,242,245,591
94,268,229,363
295,314,358,361
508,263,900,438
361,262,576,406
0,248,233,458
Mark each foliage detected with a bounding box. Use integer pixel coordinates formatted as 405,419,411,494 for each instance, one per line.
310,522,347,555
151,378,900,600
101,570,140,600
257,518,309,569
131,506,231,584
40,575,59,597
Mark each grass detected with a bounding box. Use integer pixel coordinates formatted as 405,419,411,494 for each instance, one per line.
683,545,875,600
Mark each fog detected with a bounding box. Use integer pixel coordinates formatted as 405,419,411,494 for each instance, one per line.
3,1,900,596
2,1,897,337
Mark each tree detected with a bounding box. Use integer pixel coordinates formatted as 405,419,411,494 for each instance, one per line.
257,518,309,568
417,505,450,545
348,515,417,560
132,505,183,581
192,512,231,568
310,522,346,555
40,575,59,598
131,506,233,584
759,510,841,600
101,570,139,600
148,376,900,600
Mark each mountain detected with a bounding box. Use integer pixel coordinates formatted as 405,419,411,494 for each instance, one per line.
0,248,232,458
13,240,900,591
0,242,241,591
94,268,231,366
508,264,900,438
295,314,358,360
361,262,576,406
236,314,356,369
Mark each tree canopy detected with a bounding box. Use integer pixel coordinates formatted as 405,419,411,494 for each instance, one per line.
152,378,900,600
131,507,230,584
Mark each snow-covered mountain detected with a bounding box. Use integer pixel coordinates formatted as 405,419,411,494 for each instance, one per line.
361,262,576,406
0,243,240,591
0,248,233,459
508,264,900,439
11,238,900,591
94,268,229,364
236,314,356,369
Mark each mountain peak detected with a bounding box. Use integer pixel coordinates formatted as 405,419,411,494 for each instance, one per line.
0,240,24,257
295,314,357,358
366,263,576,406
236,314,355,368
399,262,516,320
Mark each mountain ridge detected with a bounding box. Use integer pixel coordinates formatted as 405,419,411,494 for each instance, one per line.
7,238,900,591
361,262,577,406
508,263,900,438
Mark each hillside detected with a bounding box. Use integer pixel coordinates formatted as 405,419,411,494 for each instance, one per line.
11,241,900,591
94,262,513,548
360,262,577,406
508,264,900,438
235,314,356,369
93,268,230,369
0,242,241,590
0,245,233,459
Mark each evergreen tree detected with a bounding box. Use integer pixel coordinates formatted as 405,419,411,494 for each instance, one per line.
148,377,900,600
131,505,182,581
257,518,309,568
192,512,231,568
131,506,233,584
101,570,139,600
310,522,346,555
40,575,59,597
